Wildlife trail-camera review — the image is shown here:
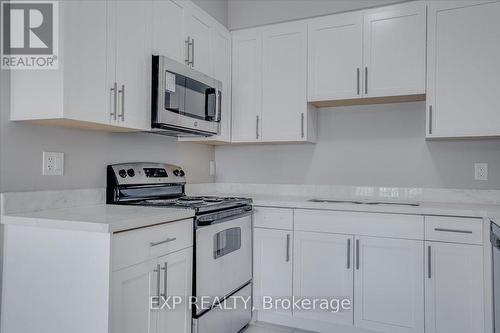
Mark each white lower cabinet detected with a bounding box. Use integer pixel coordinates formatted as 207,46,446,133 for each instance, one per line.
293,232,354,325
254,228,293,317
156,248,193,333
425,241,484,333
112,247,192,333
112,260,158,333
354,236,424,333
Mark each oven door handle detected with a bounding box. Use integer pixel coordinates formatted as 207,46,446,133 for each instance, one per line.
196,206,253,226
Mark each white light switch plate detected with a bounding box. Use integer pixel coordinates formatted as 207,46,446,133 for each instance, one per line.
474,163,488,181
43,152,64,176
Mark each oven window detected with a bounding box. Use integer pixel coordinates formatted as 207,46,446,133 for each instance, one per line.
213,227,241,259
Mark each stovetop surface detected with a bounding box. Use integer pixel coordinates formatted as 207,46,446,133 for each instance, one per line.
127,195,252,214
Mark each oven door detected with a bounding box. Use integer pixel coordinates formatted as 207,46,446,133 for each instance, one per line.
195,210,252,316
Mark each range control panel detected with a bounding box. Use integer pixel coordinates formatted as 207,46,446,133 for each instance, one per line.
109,162,186,185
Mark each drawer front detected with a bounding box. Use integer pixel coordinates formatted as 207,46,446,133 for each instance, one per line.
294,209,424,240
425,216,483,245
254,206,293,230
112,219,193,271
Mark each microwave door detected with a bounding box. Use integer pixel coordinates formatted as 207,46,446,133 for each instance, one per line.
184,77,213,121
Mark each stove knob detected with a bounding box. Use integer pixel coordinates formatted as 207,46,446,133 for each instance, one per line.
127,169,135,177
118,169,127,178
173,169,180,177
179,170,185,177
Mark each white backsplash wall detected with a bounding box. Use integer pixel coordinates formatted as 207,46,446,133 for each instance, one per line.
215,102,500,189
0,69,215,192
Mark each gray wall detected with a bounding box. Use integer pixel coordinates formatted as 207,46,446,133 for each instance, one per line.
0,68,215,193
215,102,500,189
193,0,229,27
228,0,406,30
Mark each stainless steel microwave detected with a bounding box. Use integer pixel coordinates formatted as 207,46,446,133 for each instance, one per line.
151,55,222,136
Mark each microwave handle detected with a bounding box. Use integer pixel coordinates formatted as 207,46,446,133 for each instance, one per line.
216,90,222,122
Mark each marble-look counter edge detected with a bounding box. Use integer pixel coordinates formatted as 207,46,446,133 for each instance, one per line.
1,204,195,233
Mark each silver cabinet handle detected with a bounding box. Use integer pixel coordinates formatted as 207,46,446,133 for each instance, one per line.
110,82,117,120
191,38,195,68
356,239,360,270
427,246,431,279
161,262,168,298
154,264,161,299
256,115,260,139
434,228,473,234
301,113,305,138
118,84,125,121
357,68,360,95
346,238,351,269
428,105,433,135
364,67,368,94
150,237,176,247
286,234,291,262
185,37,191,65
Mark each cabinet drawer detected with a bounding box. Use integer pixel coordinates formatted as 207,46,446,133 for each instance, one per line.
425,216,483,245
294,209,424,239
112,219,193,271
254,206,293,230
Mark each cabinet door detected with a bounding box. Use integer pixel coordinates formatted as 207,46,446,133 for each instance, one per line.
425,242,484,333
152,0,186,63
185,5,212,76
261,21,307,142
111,260,158,333
354,236,424,333
180,27,232,143
63,0,109,125
110,0,152,130
293,232,354,325
308,12,363,101
254,228,293,316
231,28,262,142
363,2,426,98
156,248,192,333
427,1,500,138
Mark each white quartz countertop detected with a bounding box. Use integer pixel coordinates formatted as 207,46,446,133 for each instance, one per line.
248,194,500,219
185,190,499,219
1,204,195,233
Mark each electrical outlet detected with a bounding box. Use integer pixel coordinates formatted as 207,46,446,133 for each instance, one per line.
474,163,488,181
43,152,64,176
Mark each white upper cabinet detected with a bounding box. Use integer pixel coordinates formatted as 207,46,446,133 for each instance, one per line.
231,28,263,143
180,25,232,143
108,0,152,131
10,0,117,129
293,231,354,326
363,2,426,98
307,1,426,105
261,21,313,142
354,236,424,333
425,242,485,333
184,4,213,76
152,0,186,63
308,12,363,101
63,0,109,125
231,23,316,143
426,0,500,138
